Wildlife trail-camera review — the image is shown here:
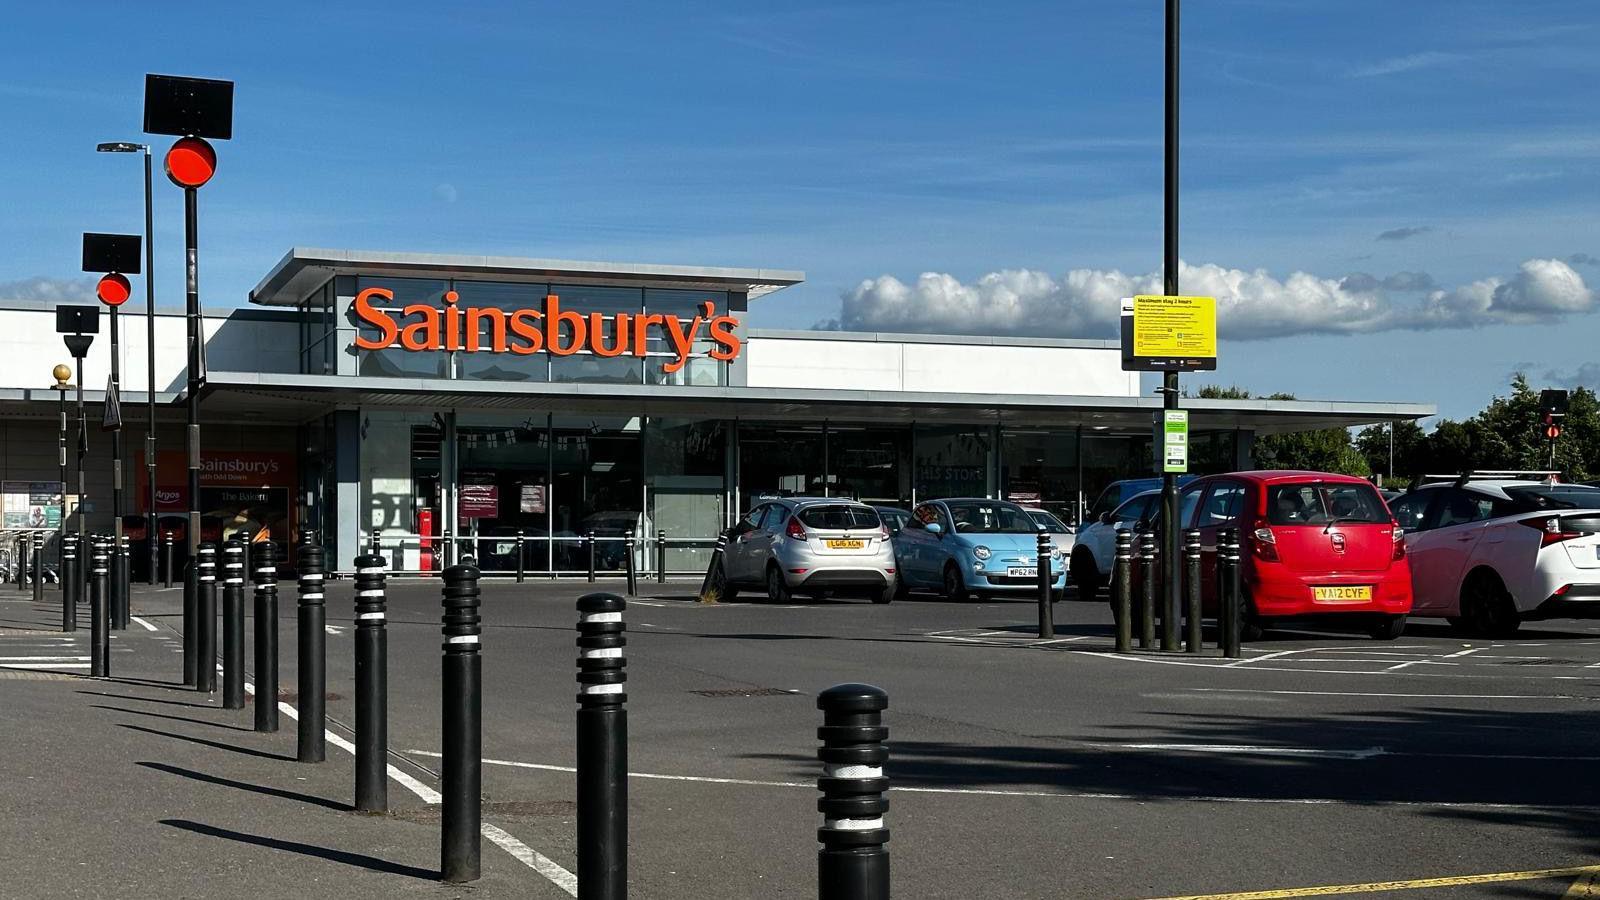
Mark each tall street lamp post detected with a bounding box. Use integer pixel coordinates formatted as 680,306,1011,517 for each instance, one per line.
97,141,159,585
84,233,140,630
1159,0,1184,646
53,364,70,595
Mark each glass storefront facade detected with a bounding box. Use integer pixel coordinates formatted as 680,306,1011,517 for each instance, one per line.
341,413,1239,575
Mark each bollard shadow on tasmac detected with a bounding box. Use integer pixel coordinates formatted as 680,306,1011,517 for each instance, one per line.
159,819,437,881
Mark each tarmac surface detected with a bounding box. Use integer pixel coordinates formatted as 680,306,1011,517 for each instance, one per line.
6,576,1600,898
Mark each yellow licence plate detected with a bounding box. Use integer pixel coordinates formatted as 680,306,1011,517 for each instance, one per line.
825,539,864,549
1313,586,1372,602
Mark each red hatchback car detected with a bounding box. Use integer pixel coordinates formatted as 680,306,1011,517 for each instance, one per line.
1126,471,1413,640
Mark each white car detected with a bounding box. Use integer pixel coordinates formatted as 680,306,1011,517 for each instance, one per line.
1390,478,1600,636
1021,507,1076,556
1069,490,1158,601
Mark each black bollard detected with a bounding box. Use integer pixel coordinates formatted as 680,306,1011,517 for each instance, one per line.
60,534,78,632
624,530,637,597
440,564,482,883
353,549,388,811
162,530,174,589
1113,529,1133,653
1185,529,1203,654
90,537,110,677
1036,529,1054,639
656,529,667,585
182,556,197,686
369,528,382,556
442,527,454,569
221,541,246,710
196,545,217,693
32,532,44,604
1220,528,1243,659
297,540,328,764
252,540,280,733
817,683,890,900
14,535,23,590
116,534,131,630
586,531,597,583
576,592,628,900
700,532,728,601
515,530,526,583
1138,531,1157,650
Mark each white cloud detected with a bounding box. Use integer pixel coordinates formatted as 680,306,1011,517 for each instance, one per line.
1351,51,1463,78
0,276,97,303
1545,362,1600,390
833,258,1596,341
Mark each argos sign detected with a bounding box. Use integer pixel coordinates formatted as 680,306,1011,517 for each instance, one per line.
353,288,741,374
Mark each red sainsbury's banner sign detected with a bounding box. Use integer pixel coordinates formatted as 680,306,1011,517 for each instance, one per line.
353,288,741,374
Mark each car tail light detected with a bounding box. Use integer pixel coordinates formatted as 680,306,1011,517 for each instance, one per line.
1521,516,1584,547
1392,526,1406,561
879,526,890,540
786,516,808,541
1251,522,1279,562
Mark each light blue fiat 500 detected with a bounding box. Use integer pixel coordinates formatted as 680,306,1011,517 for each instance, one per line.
890,498,1065,600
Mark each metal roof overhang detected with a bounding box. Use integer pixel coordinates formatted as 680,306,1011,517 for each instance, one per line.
197,372,1434,435
250,247,805,306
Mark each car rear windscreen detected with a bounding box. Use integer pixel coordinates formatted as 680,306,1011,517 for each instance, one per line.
1266,483,1389,526
798,505,881,529
1504,485,1600,511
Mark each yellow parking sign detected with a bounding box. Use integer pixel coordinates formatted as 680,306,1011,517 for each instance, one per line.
1120,295,1217,371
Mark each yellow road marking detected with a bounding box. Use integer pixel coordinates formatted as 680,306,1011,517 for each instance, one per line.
1146,863,1600,899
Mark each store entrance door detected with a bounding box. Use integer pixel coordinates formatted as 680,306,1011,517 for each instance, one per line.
649,487,723,576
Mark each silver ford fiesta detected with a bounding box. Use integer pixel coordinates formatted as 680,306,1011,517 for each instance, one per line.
716,497,897,604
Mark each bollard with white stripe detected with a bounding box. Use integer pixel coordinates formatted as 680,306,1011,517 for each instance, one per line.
1035,528,1054,639
1185,529,1203,654
116,533,131,630
196,544,218,693
353,550,388,812
60,533,78,633
252,540,280,733
32,531,44,604
1138,531,1158,651
624,530,637,597
1220,527,1244,659
817,683,890,900
162,530,174,589
440,563,482,883
90,536,110,678
515,530,526,583
1113,529,1133,653
296,540,327,763
576,591,628,900
221,541,246,710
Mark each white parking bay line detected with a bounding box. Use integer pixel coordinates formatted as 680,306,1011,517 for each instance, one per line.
234,677,572,892
130,616,159,632
1189,687,1587,700
1118,743,1388,760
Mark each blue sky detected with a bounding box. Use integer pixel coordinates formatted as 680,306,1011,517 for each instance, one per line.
1,1,1596,419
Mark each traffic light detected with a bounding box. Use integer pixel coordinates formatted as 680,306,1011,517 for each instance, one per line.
1539,389,1569,418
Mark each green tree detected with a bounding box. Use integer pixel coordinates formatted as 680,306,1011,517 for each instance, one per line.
1422,375,1600,481
1354,420,1427,484
1192,384,1370,476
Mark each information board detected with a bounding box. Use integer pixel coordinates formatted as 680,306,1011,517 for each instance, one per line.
2,481,64,529
1159,411,1190,474
1121,295,1218,372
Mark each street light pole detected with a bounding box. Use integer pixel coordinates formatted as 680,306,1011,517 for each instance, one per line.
54,365,70,585
1160,0,1183,650
98,141,159,586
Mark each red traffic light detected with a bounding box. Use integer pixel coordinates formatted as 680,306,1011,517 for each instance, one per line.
1547,424,1563,440
165,136,217,189
95,273,132,306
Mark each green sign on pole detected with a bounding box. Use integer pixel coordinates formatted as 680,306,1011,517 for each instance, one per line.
1160,410,1189,474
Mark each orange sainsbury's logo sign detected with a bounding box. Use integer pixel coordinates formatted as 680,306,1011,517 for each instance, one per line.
352,287,741,374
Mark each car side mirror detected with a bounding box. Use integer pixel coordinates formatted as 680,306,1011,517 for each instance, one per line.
925,522,943,535
1099,511,1113,525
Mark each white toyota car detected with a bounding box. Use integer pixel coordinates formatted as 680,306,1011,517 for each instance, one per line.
1389,475,1600,636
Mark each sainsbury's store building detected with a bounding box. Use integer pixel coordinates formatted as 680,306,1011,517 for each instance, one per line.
0,248,1432,574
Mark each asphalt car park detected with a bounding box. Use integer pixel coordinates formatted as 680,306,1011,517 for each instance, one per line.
93,576,1597,899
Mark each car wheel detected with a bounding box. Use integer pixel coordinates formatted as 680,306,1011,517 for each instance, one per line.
766,565,793,604
1461,571,1520,637
872,581,894,604
942,563,970,602
1241,619,1265,642
710,562,737,601
1071,549,1102,602
1368,614,1406,641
